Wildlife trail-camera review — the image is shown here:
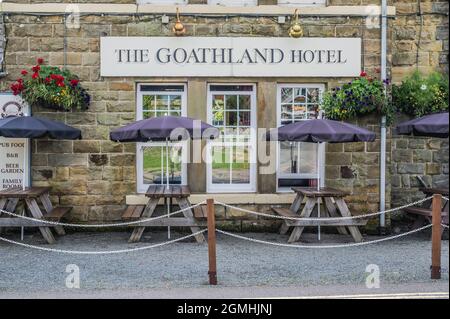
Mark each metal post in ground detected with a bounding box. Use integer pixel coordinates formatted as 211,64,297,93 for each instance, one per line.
431,194,442,280
207,198,217,285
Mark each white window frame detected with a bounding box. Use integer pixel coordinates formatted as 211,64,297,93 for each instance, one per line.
206,83,257,193
277,0,327,7
276,83,326,193
136,83,188,194
208,0,258,6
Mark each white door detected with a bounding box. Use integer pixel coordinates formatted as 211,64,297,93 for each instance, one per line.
206,84,257,193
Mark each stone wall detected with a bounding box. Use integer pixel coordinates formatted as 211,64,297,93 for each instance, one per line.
391,0,449,81
391,115,449,209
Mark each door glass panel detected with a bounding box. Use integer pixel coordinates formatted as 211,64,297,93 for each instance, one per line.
232,146,250,184
212,146,231,184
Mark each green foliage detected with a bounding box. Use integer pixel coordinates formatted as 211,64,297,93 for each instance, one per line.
321,74,394,124
10,59,90,111
392,71,448,117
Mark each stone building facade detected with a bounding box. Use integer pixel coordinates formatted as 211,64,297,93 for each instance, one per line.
0,0,448,232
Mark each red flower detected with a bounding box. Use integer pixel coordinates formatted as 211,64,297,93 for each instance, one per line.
57,82,65,87
70,79,79,87
360,71,367,77
21,70,28,76
10,82,24,95
32,72,39,79
37,58,44,65
45,77,51,84
17,78,23,83
32,65,41,73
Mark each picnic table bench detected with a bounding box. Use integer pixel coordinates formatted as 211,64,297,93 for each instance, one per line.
124,185,206,243
0,187,71,244
272,187,367,243
404,187,449,234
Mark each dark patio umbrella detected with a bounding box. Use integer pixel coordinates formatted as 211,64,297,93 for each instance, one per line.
110,115,219,238
0,115,82,140
110,115,219,142
266,118,376,240
395,112,449,138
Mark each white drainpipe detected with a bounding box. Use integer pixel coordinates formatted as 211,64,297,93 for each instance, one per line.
379,0,388,231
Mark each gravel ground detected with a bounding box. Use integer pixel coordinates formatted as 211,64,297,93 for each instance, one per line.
0,230,448,294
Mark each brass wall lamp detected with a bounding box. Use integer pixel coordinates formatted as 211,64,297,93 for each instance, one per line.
288,9,303,38
173,7,186,36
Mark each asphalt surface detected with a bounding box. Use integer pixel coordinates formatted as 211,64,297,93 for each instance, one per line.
0,230,448,298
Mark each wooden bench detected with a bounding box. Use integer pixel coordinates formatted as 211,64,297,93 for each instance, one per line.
193,205,208,219
122,205,145,220
404,207,448,218
272,207,368,227
43,207,72,222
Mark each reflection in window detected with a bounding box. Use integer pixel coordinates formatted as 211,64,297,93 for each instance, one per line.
143,145,183,185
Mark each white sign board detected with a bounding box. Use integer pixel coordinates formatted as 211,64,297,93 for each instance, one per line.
0,94,30,190
100,37,361,77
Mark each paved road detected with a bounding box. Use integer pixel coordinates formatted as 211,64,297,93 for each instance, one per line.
0,282,448,299
0,230,448,299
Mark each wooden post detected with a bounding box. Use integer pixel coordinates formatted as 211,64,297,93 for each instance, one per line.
207,198,217,285
431,194,442,280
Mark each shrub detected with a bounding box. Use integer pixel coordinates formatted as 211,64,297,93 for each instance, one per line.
392,70,448,118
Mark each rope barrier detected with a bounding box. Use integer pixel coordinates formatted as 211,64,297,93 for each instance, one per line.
0,229,207,255
216,224,433,249
442,196,449,202
215,196,433,222
0,201,206,228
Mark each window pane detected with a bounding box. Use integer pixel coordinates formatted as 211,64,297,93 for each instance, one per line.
143,111,154,119
143,96,153,111
239,95,251,110
281,88,292,104
143,146,183,185
143,147,163,185
279,142,298,174
232,146,250,184
226,95,238,110
155,95,169,110
299,142,318,174
212,146,231,184
170,95,182,111
239,111,251,127
226,111,238,126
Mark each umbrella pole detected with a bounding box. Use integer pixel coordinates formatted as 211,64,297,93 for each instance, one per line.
166,138,171,239
317,142,320,241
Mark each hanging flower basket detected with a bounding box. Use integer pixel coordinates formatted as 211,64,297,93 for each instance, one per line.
321,71,394,124
10,58,90,111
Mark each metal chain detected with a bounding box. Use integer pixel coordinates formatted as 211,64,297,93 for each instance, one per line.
442,196,449,202
0,229,207,255
216,225,433,249
0,201,206,228
215,196,433,222
442,224,449,229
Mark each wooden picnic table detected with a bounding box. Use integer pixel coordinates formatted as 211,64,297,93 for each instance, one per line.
0,187,71,244
125,185,205,243
272,187,366,243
